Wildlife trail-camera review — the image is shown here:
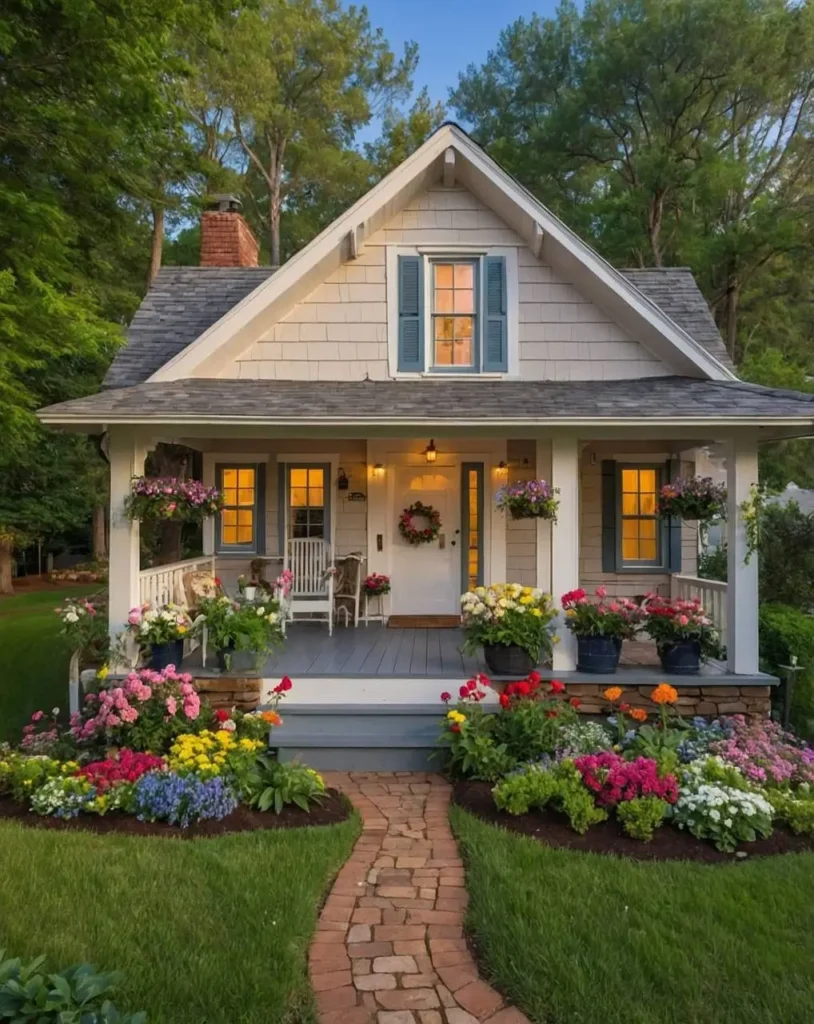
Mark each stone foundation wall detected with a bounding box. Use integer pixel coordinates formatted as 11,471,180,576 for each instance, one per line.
567,684,772,718
194,677,262,711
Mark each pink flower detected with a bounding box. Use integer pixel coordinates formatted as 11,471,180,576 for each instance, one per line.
106,714,121,728
165,696,177,716
596,586,607,599
31,711,44,722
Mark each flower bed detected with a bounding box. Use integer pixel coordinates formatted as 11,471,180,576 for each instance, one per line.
0,670,347,836
442,673,814,860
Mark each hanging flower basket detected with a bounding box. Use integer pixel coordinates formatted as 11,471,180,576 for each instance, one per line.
398,501,442,545
496,480,559,521
125,477,224,523
656,476,726,524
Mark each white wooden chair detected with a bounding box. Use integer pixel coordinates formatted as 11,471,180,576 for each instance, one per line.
285,538,335,635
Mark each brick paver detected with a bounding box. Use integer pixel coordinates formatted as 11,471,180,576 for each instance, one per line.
310,773,530,1024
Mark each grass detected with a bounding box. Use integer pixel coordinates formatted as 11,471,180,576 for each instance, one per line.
0,816,359,1023
0,585,99,742
451,806,814,1024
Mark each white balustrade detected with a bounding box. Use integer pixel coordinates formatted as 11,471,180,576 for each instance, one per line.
670,574,728,654
138,556,216,608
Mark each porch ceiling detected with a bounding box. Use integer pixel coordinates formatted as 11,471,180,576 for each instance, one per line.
37,376,814,435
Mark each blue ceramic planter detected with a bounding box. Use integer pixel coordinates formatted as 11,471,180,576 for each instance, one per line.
148,639,184,671
576,634,621,674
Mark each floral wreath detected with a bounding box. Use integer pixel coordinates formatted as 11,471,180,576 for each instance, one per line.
398,501,442,545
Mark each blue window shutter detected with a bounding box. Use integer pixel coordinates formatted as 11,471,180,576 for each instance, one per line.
483,256,508,371
601,460,617,572
664,459,682,572
398,255,424,371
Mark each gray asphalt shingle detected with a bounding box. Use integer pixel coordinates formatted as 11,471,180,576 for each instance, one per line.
38,376,814,424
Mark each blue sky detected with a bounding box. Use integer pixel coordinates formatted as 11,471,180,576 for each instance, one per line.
358,0,563,139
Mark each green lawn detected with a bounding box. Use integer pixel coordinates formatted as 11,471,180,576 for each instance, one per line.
0,817,359,1024
0,585,99,742
451,806,814,1024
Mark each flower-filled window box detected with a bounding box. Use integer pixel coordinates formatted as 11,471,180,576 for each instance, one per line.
125,477,224,523
656,476,726,524
496,480,559,521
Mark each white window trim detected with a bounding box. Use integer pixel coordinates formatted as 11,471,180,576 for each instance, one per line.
386,246,519,379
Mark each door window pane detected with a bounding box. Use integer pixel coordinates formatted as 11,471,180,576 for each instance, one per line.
465,467,482,590
288,466,327,539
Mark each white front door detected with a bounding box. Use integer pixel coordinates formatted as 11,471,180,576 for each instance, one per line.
390,464,461,615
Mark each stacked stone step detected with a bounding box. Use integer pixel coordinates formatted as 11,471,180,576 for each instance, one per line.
310,772,529,1024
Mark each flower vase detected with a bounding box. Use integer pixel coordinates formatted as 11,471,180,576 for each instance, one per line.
658,640,701,676
148,639,185,671
576,635,621,674
483,643,536,676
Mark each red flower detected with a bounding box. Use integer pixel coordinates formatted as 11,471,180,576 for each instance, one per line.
569,697,582,709
516,681,531,696
450,723,461,733
549,679,565,695
499,693,510,708
214,709,230,723
528,670,542,686
459,685,470,699
545,710,559,719
440,691,452,703
273,676,293,694
619,703,631,713
466,678,478,692
214,577,222,587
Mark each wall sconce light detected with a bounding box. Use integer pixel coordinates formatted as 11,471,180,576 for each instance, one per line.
495,460,508,478
372,463,385,479
423,439,438,464
337,467,349,491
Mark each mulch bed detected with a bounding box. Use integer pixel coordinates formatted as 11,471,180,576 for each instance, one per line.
453,779,814,863
0,789,350,840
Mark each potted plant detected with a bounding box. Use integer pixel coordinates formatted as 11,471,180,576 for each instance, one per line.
57,597,110,670
495,480,559,521
641,595,721,675
196,595,284,672
656,476,726,524
561,587,642,674
124,476,224,523
461,583,557,675
363,573,391,596
127,602,194,671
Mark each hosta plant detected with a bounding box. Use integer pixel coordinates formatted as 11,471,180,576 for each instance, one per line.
0,951,146,1023
241,756,326,814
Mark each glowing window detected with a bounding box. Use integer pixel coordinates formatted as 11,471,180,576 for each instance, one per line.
619,467,660,565
432,262,476,368
288,466,326,539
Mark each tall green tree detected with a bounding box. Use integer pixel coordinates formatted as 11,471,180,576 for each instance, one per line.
203,0,418,267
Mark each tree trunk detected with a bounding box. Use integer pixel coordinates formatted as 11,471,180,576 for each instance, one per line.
648,192,665,267
0,536,14,595
725,276,740,362
148,203,164,285
156,521,183,566
92,505,107,561
152,443,190,567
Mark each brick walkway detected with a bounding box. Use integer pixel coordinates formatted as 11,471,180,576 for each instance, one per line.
311,772,529,1024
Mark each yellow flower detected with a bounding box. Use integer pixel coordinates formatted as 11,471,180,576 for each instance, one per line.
177,626,187,635
519,595,533,605
604,686,623,702
447,710,466,724
97,665,110,680
531,609,542,618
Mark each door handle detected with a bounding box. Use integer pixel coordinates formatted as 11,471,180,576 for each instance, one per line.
454,528,460,535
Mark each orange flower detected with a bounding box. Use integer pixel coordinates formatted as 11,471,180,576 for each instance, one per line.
603,686,623,702
651,683,678,705
261,710,282,726
630,707,648,723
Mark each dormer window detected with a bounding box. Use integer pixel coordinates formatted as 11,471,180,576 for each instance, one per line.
394,252,510,375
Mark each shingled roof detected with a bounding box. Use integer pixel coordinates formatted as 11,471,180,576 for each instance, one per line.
103,266,273,389
104,265,729,389
38,376,814,426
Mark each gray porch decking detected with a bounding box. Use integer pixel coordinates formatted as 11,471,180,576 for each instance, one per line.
182,622,775,685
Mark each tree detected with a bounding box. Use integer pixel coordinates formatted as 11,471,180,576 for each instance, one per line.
452,0,814,359
205,0,418,267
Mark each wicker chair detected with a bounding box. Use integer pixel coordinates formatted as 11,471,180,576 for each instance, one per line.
334,552,364,628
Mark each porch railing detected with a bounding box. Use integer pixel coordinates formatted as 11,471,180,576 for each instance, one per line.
139,556,216,608
670,574,728,653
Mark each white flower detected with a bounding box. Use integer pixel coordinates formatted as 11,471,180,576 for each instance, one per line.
268,613,278,624
64,611,79,624
256,606,265,616
724,819,733,828
709,809,720,821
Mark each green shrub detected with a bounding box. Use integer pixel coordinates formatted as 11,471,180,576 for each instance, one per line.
241,756,326,814
759,602,814,739
492,761,608,834
768,789,814,836
760,502,814,611
0,950,146,1022
698,546,727,582
617,796,669,841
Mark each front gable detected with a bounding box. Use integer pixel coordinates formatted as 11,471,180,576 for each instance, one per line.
147,124,734,386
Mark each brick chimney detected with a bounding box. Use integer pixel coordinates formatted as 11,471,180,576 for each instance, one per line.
200,194,259,267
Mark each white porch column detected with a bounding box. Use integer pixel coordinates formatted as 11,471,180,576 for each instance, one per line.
551,435,580,671
726,436,760,674
535,439,552,593
108,429,147,651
